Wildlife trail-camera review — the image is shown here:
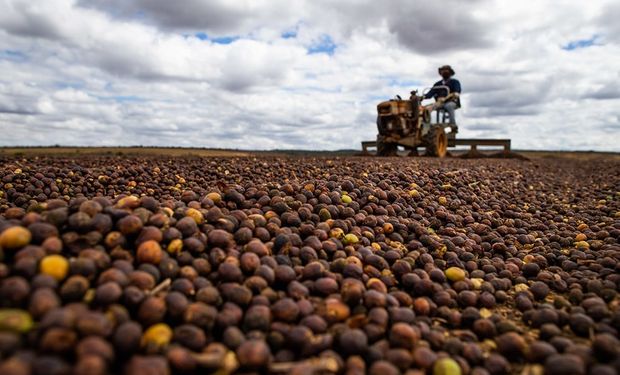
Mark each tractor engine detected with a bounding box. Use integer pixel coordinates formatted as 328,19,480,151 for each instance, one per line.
376,96,420,136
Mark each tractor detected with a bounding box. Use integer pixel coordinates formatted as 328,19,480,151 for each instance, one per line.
375,86,457,157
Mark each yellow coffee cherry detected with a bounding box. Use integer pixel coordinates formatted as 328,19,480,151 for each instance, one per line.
40,255,70,281
0,226,32,250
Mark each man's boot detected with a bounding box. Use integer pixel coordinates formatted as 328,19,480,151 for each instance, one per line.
450,123,459,134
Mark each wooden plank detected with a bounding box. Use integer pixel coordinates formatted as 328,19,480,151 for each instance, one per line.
454,138,510,148
361,138,511,152
454,139,510,145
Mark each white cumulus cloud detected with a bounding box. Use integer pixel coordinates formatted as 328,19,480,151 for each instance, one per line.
0,0,618,151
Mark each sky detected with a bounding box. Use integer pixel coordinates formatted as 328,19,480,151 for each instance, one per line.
0,0,619,151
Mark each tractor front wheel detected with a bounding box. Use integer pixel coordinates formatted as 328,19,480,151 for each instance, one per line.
424,127,448,157
377,136,398,157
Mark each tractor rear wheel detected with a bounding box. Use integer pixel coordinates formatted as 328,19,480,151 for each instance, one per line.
377,136,398,157
424,126,448,157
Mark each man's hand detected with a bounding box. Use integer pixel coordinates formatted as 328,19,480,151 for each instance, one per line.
440,93,458,102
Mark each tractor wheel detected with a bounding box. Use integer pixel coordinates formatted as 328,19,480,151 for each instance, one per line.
424,126,448,157
377,137,398,157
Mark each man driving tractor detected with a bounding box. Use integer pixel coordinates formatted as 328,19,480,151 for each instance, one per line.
369,64,512,158
424,65,461,133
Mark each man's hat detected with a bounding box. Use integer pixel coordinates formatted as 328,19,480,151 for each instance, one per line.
438,65,455,76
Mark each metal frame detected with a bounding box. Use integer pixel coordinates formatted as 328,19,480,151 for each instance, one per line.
361,138,511,154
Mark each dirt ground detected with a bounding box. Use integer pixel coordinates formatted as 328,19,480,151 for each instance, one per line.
0,149,618,374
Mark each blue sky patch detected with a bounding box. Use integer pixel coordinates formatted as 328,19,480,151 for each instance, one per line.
111,95,144,103
282,23,301,39
282,30,297,39
282,86,341,94
367,94,392,102
307,35,336,55
211,36,239,44
95,94,145,103
54,81,85,90
386,77,421,88
1,50,28,62
562,35,600,50
193,32,239,44
194,32,208,41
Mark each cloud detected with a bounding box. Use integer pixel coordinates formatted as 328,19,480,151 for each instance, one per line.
582,82,620,100
465,123,503,132
385,0,494,54
598,2,620,43
0,107,37,115
467,81,551,117
76,0,298,35
0,0,618,151
0,1,66,39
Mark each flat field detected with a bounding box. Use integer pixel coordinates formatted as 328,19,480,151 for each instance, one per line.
0,150,618,374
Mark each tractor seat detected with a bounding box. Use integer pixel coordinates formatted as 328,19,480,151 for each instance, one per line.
435,108,449,123
435,108,458,134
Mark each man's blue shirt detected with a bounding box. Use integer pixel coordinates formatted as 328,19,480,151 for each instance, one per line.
424,78,461,99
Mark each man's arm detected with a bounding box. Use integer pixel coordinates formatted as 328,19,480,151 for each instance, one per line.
424,81,441,99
